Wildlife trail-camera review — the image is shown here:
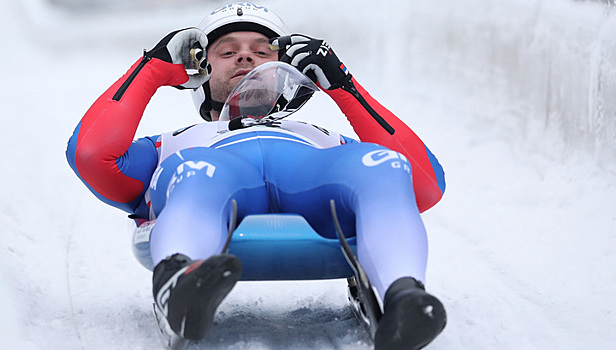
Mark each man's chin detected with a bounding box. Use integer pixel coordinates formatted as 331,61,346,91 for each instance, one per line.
230,75,246,84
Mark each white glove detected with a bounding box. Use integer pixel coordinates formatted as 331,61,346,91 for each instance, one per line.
145,27,210,89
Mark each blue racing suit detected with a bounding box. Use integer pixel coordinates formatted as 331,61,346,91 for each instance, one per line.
66,56,445,299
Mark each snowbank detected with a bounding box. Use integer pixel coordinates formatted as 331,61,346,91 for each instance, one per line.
280,0,616,170
0,273,20,348
399,0,616,170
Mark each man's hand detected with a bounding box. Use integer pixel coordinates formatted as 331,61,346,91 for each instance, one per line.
145,27,210,89
270,34,351,90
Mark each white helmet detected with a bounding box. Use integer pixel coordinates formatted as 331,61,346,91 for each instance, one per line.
199,3,289,45
192,3,290,121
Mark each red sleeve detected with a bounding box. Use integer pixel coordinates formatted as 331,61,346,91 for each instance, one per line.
324,77,445,212
73,56,189,203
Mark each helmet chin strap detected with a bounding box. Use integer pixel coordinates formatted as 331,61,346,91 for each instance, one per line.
210,100,225,114
197,82,225,121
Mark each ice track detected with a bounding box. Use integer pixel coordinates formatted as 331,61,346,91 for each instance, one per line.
1,1,615,349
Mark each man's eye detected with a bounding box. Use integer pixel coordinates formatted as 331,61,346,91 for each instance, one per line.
256,50,273,57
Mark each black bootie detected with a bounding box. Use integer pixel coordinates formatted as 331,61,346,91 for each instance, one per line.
375,277,446,350
152,253,241,340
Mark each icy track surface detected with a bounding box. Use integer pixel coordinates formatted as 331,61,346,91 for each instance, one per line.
1,0,615,349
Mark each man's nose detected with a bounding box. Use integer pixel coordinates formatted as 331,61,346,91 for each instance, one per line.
237,56,253,63
236,48,254,63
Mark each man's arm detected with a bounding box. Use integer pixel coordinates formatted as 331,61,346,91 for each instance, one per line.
65,57,183,214
324,77,445,213
66,28,209,215
272,34,445,212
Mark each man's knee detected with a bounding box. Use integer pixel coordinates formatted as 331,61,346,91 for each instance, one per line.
337,143,414,188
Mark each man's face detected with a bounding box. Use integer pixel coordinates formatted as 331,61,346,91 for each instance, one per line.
207,31,278,118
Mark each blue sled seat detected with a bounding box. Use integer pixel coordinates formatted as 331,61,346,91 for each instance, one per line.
132,214,356,281
230,214,355,280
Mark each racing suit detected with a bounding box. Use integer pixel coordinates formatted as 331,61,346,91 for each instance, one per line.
66,56,445,298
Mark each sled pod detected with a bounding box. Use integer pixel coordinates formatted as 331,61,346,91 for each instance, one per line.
229,214,355,280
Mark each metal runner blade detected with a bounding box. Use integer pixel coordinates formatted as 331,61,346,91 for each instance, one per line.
329,199,382,339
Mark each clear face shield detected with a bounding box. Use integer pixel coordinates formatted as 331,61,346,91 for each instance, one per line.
219,61,319,130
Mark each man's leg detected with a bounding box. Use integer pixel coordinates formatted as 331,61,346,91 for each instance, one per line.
263,141,427,297
263,140,446,349
148,146,268,264
147,146,267,340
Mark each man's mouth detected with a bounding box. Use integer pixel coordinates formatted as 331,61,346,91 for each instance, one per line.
232,69,252,79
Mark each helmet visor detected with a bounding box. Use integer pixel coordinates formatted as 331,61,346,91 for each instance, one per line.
219,62,319,124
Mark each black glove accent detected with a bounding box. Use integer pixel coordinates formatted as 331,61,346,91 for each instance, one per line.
270,34,352,90
144,30,179,63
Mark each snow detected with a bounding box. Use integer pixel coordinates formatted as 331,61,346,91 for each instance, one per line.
1,0,615,349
